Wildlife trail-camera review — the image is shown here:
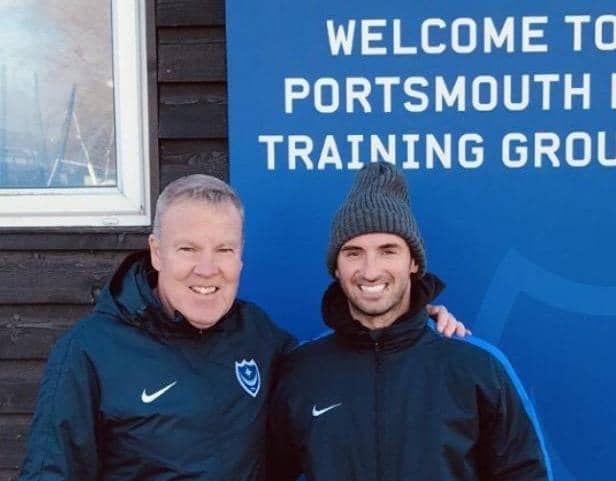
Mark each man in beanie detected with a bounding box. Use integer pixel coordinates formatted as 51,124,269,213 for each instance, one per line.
269,162,551,481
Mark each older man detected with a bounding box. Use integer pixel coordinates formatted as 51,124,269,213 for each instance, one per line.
19,174,465,481
269,163,551,481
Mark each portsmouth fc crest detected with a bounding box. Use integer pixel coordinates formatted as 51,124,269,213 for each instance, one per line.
235,359,261,398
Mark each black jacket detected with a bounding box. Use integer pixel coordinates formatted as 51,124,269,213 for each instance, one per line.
19,251,295,481
269,274,551,481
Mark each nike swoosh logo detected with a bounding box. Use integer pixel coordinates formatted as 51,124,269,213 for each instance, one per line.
312,402,342,417
141,381,177,403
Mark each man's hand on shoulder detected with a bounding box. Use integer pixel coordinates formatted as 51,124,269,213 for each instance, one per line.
426,304,471,338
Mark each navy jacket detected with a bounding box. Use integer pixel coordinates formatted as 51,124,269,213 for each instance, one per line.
19,251,295,481
269,274,551,481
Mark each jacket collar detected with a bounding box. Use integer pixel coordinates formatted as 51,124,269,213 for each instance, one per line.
321,273,445,352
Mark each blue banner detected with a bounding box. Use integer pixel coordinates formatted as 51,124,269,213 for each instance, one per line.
226,2,616,479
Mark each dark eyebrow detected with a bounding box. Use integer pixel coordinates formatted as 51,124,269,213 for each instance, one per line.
380,243,403,250
340,245,363,252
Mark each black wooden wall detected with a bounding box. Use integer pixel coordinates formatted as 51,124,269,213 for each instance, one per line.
0,1,229,478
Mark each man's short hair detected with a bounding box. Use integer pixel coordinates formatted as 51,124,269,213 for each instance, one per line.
152,174,244,238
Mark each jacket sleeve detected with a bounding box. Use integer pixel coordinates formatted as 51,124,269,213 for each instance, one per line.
267,362,302,481
18,330,101,481
481,354,552,481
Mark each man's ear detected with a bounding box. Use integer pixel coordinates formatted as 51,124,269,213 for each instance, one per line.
410,257,419,274
148,234,162,271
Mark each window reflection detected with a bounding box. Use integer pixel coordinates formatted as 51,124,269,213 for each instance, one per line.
0,0,115,188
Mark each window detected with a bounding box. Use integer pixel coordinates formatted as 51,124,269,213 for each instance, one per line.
0,0,151,227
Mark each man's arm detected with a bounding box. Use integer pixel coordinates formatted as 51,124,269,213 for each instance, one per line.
480,355,552,481
19,331,101,481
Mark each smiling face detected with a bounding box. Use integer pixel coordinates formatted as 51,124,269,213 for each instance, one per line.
335,232,418,330
148,198,243,330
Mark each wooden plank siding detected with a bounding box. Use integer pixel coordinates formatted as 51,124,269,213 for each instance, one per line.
158,27,226,82
157,0,225,27
0,0,230,478
0,362,45,414
0,305,89,360
0,251,131,304
160,138,228,187
0,416,30,474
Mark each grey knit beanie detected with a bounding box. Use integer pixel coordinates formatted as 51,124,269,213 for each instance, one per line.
326,162,426,277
